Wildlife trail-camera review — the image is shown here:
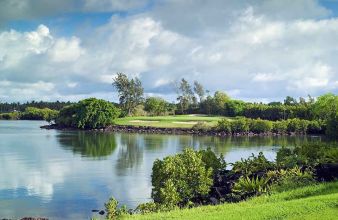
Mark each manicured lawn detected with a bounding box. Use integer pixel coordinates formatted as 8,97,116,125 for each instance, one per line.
115,115,228,128
123,181,338,220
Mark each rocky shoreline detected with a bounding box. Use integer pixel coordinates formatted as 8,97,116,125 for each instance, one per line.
40,124,301,137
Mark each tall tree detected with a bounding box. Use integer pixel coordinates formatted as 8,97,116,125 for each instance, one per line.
177,78,194,114
284,96,297,105
112,73,144,115
213,91,230,115
193,81,205,103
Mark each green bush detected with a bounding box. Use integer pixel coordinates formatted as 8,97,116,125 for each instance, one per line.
199,147,226,175
232,152,275,176
233,176,271,196
56,98,120,129
151,148,214,208
144,97,171,116
276,144,338,168
216,119,231,133
105,196,128,219
0,112,21,120
192,122,211,132
135,202,159,214
272,120,288,133
286,118,309,133
307,120,325,134
249,119,273,133
231,118,249,133
268,167,315,192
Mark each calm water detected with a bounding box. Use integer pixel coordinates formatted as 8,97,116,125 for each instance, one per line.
0,120,328,219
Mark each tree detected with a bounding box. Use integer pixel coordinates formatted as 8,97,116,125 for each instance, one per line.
284,96,297,105
213,91,230,115
175,78,194,114
113,73,144,116
193,81,205,103
145,97,169,116
56,98,120,129
312,93,338,138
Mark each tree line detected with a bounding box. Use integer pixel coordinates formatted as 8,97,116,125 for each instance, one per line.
0,101,73,113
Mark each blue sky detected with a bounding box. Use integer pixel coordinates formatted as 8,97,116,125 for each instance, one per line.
0,0,338,103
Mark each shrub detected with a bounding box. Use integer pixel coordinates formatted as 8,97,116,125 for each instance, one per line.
276,144,338,168
307,120,322,134
56,98,120,129
286,118,309,133
231,118,249,133
232,152,275,176
272,121,288,133
135,202,159,214
192,122,211,132
276,147,302,168
233,176,271,196
216,119,231,133
268,167,315,192
249,119,273,133
199,147,226,174
132,104,147,116
151,148,214,208
144,97,171,116
0,112,21,120
105,196,128,219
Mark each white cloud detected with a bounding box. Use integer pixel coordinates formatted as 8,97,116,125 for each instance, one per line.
49,37,85,62
0,1,338,102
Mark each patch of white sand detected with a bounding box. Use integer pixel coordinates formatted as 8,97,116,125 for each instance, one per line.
172,121,199,124
129,120,159,123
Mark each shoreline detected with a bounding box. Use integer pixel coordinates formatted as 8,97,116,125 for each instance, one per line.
40,124,310,137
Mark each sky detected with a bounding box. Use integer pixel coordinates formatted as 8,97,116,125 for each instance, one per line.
0,0,338,103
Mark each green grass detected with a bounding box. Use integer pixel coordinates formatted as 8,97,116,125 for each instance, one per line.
115,115,227,128
123,181,338,220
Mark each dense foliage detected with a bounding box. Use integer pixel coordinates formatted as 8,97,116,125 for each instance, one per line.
113,73,144,116
56,98,120,129
151,148,225,209
144,97,175,116
0,101,72,113
107,144,338,217
216,118,325,134
0,107,58,122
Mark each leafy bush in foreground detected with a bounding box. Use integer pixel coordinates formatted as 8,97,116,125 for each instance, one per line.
276,144,338,168
151,148,218,208
233,176,271,196
105,196,128,219
268,167,315,192
232,152,275,176
56,98,120,129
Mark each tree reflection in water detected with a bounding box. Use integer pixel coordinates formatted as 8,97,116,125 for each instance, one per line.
57,131,117,159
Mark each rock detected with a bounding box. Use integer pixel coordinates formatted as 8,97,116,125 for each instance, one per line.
210,197,219,205
315,163,338,181
91,209,99,212
98,210,105,215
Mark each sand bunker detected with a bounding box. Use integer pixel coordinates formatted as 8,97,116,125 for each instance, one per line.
129,120,159,123
172,121,199,124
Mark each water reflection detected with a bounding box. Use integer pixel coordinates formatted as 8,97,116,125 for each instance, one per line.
115,133,144,175
57,131,117,158
0,121,334,219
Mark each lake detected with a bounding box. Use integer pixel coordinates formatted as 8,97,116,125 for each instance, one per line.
0,120,328,219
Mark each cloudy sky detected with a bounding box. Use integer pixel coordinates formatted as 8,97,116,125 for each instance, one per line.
0,0,338,103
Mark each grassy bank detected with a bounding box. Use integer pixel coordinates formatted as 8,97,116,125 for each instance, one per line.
123,181,338,220
115,115,226,128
